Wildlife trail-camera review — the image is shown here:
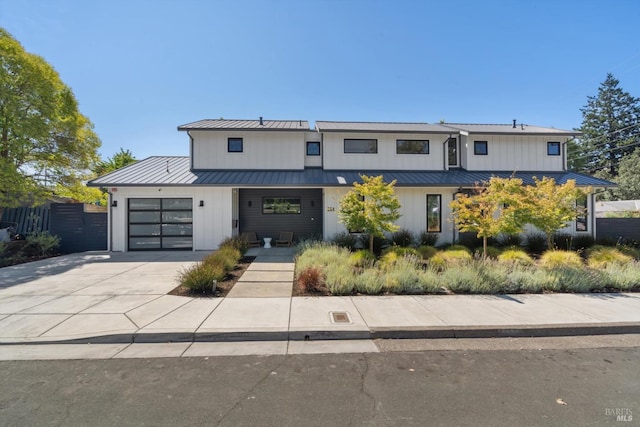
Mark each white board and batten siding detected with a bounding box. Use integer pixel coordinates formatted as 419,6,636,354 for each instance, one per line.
109,186,233,252
464,135,565,171
190,130,305,170
323,187,456,244
322,132,449,170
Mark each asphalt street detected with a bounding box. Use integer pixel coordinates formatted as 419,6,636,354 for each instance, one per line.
1,336,638,426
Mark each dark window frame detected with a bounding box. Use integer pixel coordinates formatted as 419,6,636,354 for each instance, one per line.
228,137,244,153
547,141,561,156
262,197,302,215
306,141,320,156
426,194,442,233
474,140,488,155
128,198,193,251
396,139,430,154
344,138,378,154
448,137,459,167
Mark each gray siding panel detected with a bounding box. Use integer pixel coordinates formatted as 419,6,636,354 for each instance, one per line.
239,189,323,243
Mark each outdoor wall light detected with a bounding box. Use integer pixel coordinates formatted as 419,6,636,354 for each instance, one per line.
111,200,118,207
199,200,204,207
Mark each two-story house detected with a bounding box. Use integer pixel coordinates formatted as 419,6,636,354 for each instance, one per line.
89,118,614,251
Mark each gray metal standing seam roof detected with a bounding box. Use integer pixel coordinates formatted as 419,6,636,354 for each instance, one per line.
177,119,310,131
88,156,615,188
441,123,579,136
315,121,452,133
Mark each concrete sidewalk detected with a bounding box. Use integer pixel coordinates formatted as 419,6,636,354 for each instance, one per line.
1,248,640,345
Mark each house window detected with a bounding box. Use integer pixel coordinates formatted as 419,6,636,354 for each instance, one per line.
547,141,561,156
448,138,458,167
426,194,442,233
306,141,320,156
576,196,588,232
344,139,378,154
474,141,488,155
397,139,429,154
228,137,243,153
262,198,301,214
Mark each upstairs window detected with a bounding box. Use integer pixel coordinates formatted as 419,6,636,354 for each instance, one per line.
474,141,488,155
228,137,243,153
547,141,561,156
344,139,378,154
306,141,320,156
448,138,458,167
397,139,429,154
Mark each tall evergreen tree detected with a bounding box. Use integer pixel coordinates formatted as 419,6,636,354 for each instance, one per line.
572,74,640,177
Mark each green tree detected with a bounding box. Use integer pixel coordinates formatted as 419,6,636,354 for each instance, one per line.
338,174,401,252
571,73,640,177
94,148,137,176
0,28,100,217
450,177,529,257
524,177,590,249
615,148,640,200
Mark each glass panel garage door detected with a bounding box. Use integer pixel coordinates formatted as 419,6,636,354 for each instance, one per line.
128,198,193,250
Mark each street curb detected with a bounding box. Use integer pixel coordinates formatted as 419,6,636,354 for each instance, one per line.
1,322,639,345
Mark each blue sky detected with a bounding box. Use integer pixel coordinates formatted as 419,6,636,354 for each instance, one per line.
2,0,639,160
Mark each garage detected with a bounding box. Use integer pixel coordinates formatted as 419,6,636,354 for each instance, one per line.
128,198,193,250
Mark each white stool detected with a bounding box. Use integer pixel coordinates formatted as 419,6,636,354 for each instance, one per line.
263,237,272,248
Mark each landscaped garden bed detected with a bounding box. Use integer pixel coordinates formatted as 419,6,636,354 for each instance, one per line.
293,231,640,296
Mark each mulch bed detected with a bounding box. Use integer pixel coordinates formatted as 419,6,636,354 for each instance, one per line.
168,256,256,298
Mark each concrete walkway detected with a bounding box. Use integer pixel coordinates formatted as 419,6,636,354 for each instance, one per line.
1,248,640,346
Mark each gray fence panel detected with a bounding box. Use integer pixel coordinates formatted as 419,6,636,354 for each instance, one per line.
0,206,50,235
50,204,107,253
596,218,640,243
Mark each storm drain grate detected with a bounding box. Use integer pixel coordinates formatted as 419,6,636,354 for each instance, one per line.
330,311,352,324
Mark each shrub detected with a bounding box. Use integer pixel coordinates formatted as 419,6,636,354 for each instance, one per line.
524,232,547,254
498,248,534,266
383,246,420,258
439,264,483,293
25,231,60,257
205,246,241,271
474,246,501,259
603,262,640,290
495,233,522,248
391,228,414,247
549,268,607,293
617,245,640,260
418,231,439,247
359,234,388,255
595,236,618,247
295,243,351,274
349,249,376,268
586,246,633,269
296,266,326,293
354,269,385,294
503,268,552,293
429,250,472,271
219,235,249,255
456,233,482,250
572,234,595,251
416,245,438,260
446,244,472,254
330,232,359,251
324,263,357,295
178,262,226,292
417,269,444,293
553,232,573,250
383,257,423,294
539,250,583,269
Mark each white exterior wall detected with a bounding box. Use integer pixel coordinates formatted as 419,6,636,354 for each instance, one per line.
304,132,322,168
322,132,450,170
191,130,305,170
463,135,565,171
109,186,233,252
323,187,456,244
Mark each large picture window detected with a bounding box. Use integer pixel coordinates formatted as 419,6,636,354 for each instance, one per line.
344,139,378,153
263,198,302,214
427,194,442,232
397,139,429,154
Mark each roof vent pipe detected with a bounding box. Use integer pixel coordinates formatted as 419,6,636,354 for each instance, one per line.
512,119,517,128
259,116,264,126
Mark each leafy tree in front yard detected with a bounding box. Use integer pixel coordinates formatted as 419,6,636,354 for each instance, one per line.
523,177,590,249
450,176,529,258
338,174,401,253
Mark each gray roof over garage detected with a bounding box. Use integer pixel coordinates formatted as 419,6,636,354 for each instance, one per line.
178,119,310,131
89,156,615,188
